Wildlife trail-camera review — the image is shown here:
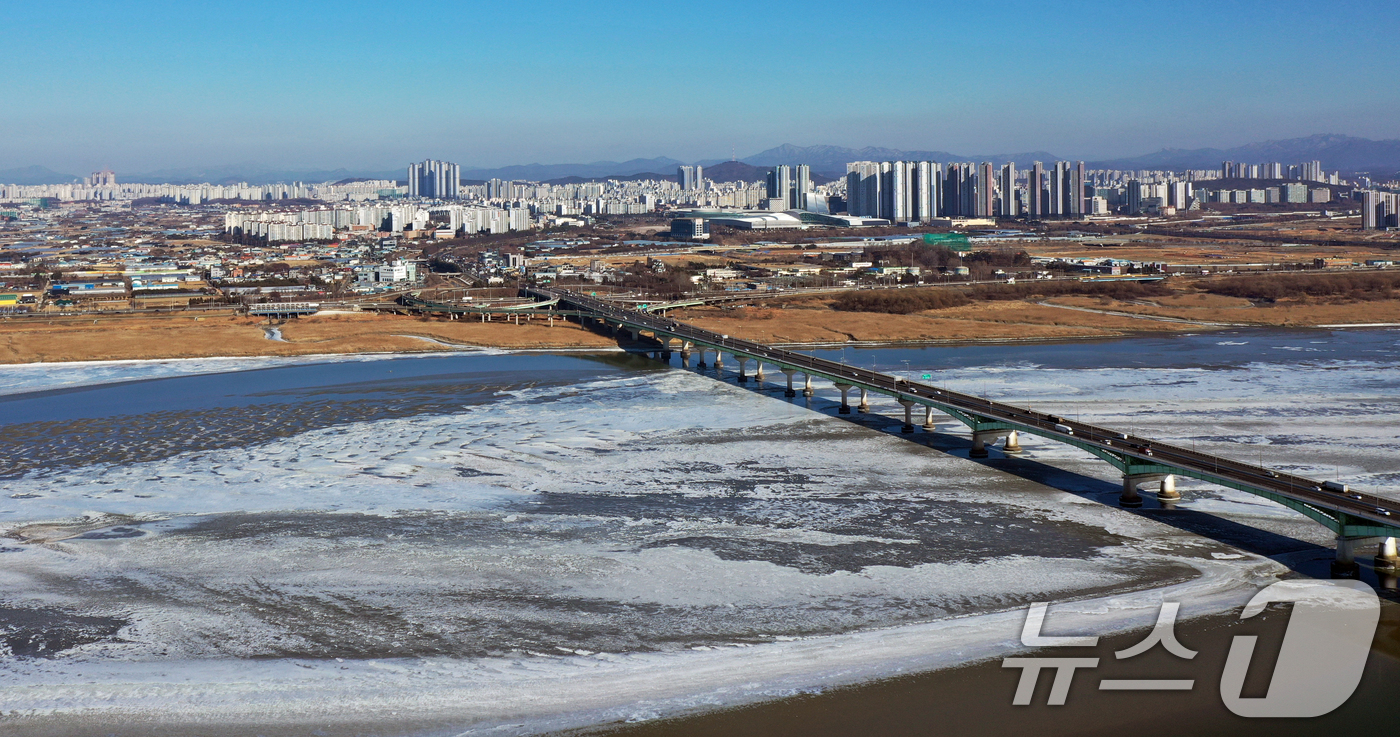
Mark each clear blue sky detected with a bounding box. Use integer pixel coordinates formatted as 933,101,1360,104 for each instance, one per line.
4,0,1398,173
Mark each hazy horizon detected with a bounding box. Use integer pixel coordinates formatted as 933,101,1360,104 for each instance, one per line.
5,0,1398,173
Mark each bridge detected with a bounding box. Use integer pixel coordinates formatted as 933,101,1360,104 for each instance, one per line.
246,301,320,318
526,286,1400,578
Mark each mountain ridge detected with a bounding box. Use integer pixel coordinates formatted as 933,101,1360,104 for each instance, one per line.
6,134,1399,186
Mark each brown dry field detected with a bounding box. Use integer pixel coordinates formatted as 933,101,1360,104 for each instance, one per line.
1020,239,1395,266
671,300,1185,345
3,290,1397,364
1046,293,1400,326
0,312,613,364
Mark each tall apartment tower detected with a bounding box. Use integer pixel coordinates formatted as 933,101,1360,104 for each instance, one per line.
408,159,460,199
794,165,811,209
882,161,912,221
766,165,793,207
1070,161,1086,217
845,161,883,217
942,163,977,217
998,162,1017,218
976,163,995,218
1027,162,1045,218
1127,180,1144,215
911,161,941,221
678,166,701,191
1050,162,1069,216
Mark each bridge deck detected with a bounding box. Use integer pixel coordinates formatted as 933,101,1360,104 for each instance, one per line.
530,287,1400,539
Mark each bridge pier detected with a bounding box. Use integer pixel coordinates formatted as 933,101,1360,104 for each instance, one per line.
1332,536,1364,579
1003,430,1022,453
735,356,749,383
1120,477,1144,508
922,406,936,430
696,347,708,368
1157,474,1179,502
834,383,853,414
970,429,1012,458
857,388,870,413
754,362,765,384
1376,537,1399,572
713,351,723,370
898,399,917,434
661,350,671,363
802,374,814,397
1117,473,1175,508
781,369,798,397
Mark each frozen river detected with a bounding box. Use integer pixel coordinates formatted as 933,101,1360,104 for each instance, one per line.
0,328,1396,735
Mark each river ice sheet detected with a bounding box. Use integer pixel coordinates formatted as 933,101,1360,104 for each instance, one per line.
0,343,1395,734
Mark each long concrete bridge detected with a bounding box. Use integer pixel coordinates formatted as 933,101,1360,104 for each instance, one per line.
526,286,1400,578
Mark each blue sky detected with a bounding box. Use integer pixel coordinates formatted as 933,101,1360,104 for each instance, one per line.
4,0,1398,172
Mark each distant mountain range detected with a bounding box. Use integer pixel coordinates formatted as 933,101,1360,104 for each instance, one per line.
6,134,1399,186
0,165,80,185
1088,134,1400,174
461,157,683,182
120,165,404,185
735,144,1062,177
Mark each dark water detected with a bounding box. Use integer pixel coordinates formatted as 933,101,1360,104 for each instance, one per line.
0,354,650,477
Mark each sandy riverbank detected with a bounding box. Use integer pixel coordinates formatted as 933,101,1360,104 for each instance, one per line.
2,296,1396,364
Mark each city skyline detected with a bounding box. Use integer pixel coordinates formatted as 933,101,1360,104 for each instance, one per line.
4,0,1399,173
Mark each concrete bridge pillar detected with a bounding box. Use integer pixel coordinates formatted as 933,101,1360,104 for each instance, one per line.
1120,476,1144,508
834,383,853,414
922,406,936,430
1332,537,1363,579
898,399,917,434
857,388,870,413
1119,473,1170,508
714,351,724,370
781,369,798,398
754,362,765,384
696,347,708,368
735,356,749,382
1157,474,1179,502
970,429,1012,458
1374,537,1398,572
660,350,671,363
802,374,814,397
1003,430,1022,453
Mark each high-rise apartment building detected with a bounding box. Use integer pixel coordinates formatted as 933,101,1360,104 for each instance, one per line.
794,165,811,209
846,159,945,221
766,165,793,208
911,161,941,221
677,165,705,191
845,161,882,217
408,159,460,199
1028,162,1046,218
1050,162,1069,216
998,163,1016,217
1071,161,1086,217
976,162,995,218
